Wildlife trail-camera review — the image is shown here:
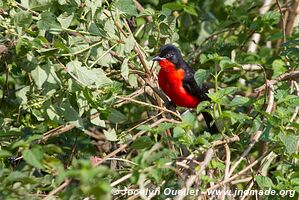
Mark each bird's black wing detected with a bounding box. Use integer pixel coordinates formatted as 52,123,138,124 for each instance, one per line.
182,64,219,134
182,66,210,101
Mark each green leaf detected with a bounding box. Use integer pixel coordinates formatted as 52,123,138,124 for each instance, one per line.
200,53,221,64
131,136,154,149
22,147,44,169
67,61,112,87
91,116,106,127
183,5,198,16
124,35,135,53
57,13,74,29
194,69,210,86
104,129,118,141
0,150,12,158
128,74,138,87
196,101,210,113
16,86,30,105
138,8,155,17
14,10,32,28
256,175,273,188
92,68,113,87
37,11,61,31
182,110,196,124
16,38,31,56
37,48,59,57
173,127,185,138
272,59,286,78
260,152,278,176
29,0,52,11
61,100,84,129
31,65,48,89
108,109,127,124
229,96,250,106
86,0,102,19
263,11,280,25
219,59,241,69
121,58,129,80
291,178,299,185
46,105,64,124
115,0,138,16
279,133,297,155
162,2,185,10
208,87,238,103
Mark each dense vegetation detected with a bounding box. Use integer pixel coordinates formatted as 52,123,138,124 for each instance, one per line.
0,0,298,199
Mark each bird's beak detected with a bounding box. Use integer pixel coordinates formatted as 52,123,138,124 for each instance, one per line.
152,56,164,61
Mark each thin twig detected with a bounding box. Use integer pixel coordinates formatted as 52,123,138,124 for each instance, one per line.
174,148,214,200
111,173,133,187
115,96,182,119
285,1,299,36
275,0,287,43
205,152,268,192
43,179,71,200
94,118,173,166
231,177,253,185
224,144,231,179
233,64,263,71
0,62,8,109
228,81,274,177
212,135,240,147
247,0,273,52
290,81,299,123
89,43,118,68
252,70,299,95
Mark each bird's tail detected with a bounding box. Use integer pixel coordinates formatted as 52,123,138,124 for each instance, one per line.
201,111,219,134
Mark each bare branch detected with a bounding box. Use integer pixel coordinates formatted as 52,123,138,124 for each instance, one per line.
228,81,274,177
286,0,299,36
247,0,273,52
205,152,268,192
275,0,287,43
174,148,214,200
43,179,71,200
252,70,299,95
212,135,240,147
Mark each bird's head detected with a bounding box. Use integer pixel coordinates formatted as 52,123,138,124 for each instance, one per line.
152,44,182,66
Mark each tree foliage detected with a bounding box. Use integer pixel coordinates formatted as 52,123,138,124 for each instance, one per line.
0,0,298,199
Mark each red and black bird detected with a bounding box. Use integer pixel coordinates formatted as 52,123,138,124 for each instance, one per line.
153,44,218,133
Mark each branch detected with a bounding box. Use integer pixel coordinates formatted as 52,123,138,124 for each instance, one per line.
115,96,182,119
252,70,299,95
43,179,71,200
286,0,299,36
212,135,240,147
94,118,174,166
233,64,263,71
247,0,273,52
228,81,274,177
275,0,287,43
41,112,99,142
290,80,299,123
133,0,152,22
205,152,268,192
174,148,214,200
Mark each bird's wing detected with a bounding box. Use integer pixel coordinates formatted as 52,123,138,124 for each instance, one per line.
182,65,219,134
182,67,210,101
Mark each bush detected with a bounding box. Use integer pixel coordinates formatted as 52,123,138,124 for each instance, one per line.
0,0,298,199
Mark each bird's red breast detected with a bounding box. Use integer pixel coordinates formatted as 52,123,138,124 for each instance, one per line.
157,59,200,108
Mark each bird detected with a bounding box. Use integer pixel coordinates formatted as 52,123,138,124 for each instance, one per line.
152,44,218,134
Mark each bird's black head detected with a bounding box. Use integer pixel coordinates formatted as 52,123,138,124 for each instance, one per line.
152,44,182,65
